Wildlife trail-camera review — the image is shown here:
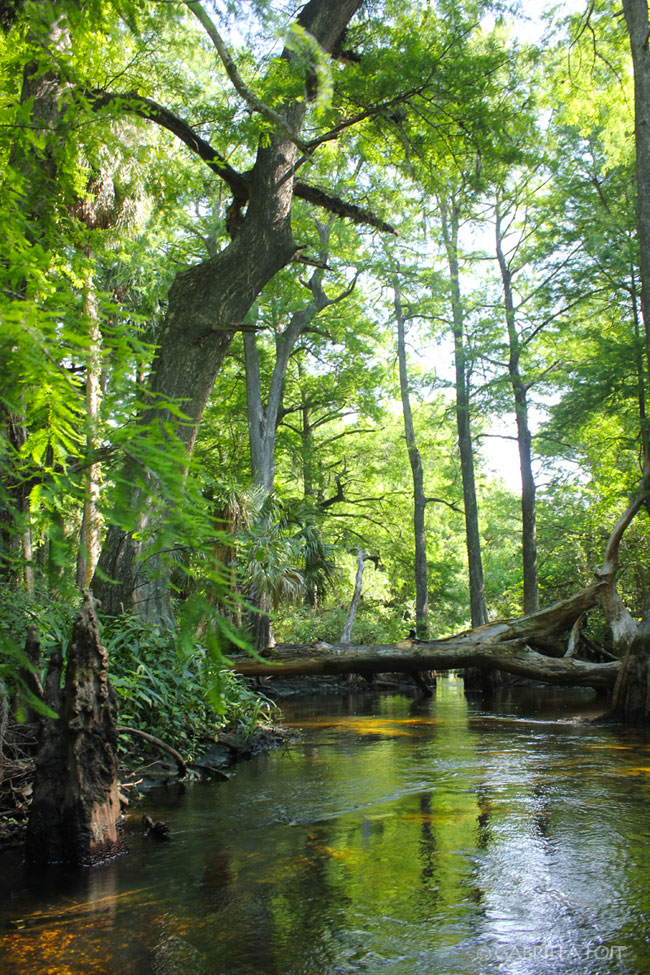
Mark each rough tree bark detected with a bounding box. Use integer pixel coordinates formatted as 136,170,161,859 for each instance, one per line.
394,274,429,639
92,0,366,621
495,201,539,614
439,197,489,627
26,592,124,865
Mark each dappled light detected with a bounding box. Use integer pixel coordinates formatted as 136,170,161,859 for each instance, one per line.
2,681,650,974
2,0,650,970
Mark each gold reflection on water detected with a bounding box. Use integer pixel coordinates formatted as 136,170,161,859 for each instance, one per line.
4,685,650,975
291,717,437,736
1,884,170,975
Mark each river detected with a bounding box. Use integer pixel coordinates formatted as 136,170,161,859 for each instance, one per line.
1,676,650,975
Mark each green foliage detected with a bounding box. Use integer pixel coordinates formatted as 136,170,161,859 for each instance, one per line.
275,601,410,646
1,0,649,720
0,583,75,719
104,613,275,751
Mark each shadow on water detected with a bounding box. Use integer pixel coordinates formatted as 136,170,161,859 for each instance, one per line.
2,676,650,975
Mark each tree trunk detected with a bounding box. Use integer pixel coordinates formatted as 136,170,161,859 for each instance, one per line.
394,275,429,638
231,641,618,689
300,373,316,501
623,0,650,366
244,327,275,494
614,0,650,720
1,410,34,593
341,548,366,643
595,473,649,651
26,592,125,865
245,218,339,492
92,0,363,621
611,602,650,721
439,198,489,626
77,255,103,589
243,223,343,646
495,205,539,614
631,268,650,461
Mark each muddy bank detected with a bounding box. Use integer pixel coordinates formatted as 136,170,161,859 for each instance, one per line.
119,723,290,791
0,722,289,855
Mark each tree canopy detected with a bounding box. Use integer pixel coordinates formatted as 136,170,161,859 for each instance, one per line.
2,0,650,728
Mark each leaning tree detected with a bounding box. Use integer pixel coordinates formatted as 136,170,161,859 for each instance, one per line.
89,0,402,620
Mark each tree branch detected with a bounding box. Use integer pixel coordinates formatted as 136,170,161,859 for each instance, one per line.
294,181,397,234
300,85,427,154
595,460,650,649
425,495,463,513
185,0,309,151
83,88,249,198
85,89,396,233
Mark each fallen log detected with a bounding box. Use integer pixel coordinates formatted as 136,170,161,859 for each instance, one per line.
228,639,618,689
445,583,607,654
228,585,618,690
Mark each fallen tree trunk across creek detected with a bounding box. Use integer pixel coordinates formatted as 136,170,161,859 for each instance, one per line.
228,584,619,691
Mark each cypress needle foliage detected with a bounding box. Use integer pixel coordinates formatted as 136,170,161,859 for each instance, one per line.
1,0,650,732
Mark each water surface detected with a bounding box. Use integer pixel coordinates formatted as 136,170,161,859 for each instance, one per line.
2,677,650,974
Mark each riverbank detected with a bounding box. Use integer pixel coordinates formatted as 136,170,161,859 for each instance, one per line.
0,673,458,854
4,680,646,975
0,718,291,855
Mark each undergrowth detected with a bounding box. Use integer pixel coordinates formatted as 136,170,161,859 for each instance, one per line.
103,614,275,755
0,585,275,763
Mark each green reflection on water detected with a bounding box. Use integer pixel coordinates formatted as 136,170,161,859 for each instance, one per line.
2,677,650,975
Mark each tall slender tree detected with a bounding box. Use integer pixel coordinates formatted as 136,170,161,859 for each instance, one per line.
608,0,650,720
439,194,489,627
394,274,429,638
494,196,539,613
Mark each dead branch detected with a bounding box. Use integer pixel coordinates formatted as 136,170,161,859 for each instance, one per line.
118,725,187,777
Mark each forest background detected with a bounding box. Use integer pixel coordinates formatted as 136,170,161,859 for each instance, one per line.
2,0,650,749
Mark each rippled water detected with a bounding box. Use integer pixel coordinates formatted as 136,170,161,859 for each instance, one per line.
2,677,650,975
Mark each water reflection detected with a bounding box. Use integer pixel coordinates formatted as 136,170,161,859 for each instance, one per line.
2,677,650,974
